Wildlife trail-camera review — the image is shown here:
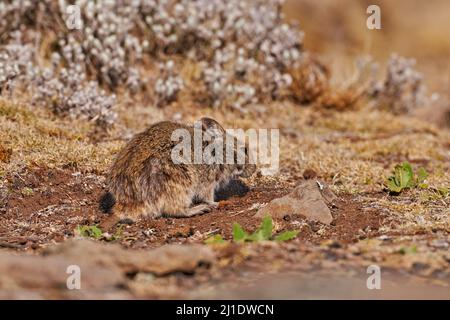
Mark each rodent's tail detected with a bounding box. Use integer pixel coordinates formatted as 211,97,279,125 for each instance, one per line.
99,191,116,214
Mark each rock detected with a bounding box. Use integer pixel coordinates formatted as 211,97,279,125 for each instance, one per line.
118,244,214,275
0,239,215,298
194,271,450,299
43,239,215,276
255,180,336,225
0,248,127,299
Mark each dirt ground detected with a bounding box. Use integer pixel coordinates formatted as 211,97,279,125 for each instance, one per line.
0,167,386,249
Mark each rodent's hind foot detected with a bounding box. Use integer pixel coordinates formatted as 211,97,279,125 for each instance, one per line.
185,204,213,217
161,203,213,218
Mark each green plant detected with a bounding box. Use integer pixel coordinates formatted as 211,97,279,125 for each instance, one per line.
204,216,299,244
386,162,428,193
274,230,299,242
75,225,103,239
74,224,124,241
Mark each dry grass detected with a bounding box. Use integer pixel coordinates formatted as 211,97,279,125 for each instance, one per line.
0,99,121,175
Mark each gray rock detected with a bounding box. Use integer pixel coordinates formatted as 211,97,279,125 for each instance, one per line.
255,180,336,225
0,239,215,299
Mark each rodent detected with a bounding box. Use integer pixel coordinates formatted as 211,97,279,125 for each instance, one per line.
99,117,256,222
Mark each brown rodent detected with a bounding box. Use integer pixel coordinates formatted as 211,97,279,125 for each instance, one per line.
99,117,255,222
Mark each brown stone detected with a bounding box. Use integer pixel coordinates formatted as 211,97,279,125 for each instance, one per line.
0,239,215,298
255,180,336,225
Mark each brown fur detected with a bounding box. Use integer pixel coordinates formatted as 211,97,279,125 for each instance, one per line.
101,117,255,221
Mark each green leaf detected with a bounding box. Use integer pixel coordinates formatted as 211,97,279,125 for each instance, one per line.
416,167,428,184
386,177,402,193
247,229,265,242
245,216,273,242
274,230,299,242
399,162,414,188
260,215,273,240
204,234,227,244
76,225,103,239
232,223,248,242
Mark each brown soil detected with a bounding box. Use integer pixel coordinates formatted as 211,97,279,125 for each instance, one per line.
0,168,383,250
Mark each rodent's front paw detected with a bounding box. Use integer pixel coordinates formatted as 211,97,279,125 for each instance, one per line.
207,201,219,208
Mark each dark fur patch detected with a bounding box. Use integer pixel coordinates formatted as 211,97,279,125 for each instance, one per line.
118,218,135,225
214,179,250,201
99,192,116,214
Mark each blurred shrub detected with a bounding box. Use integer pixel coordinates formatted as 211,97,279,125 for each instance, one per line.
290,54,330,104
0,0,306,123
0,0,433,127
369,54,428,114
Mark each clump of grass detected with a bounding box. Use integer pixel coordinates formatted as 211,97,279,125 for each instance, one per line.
204,216,299,244
436,187,449,197
420,187,449,201
0,99,119,176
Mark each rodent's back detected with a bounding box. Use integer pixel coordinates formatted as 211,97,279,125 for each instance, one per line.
105,121,192,204
112,121,188,175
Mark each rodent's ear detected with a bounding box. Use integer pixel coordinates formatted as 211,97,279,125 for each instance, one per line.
200,117,225,134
